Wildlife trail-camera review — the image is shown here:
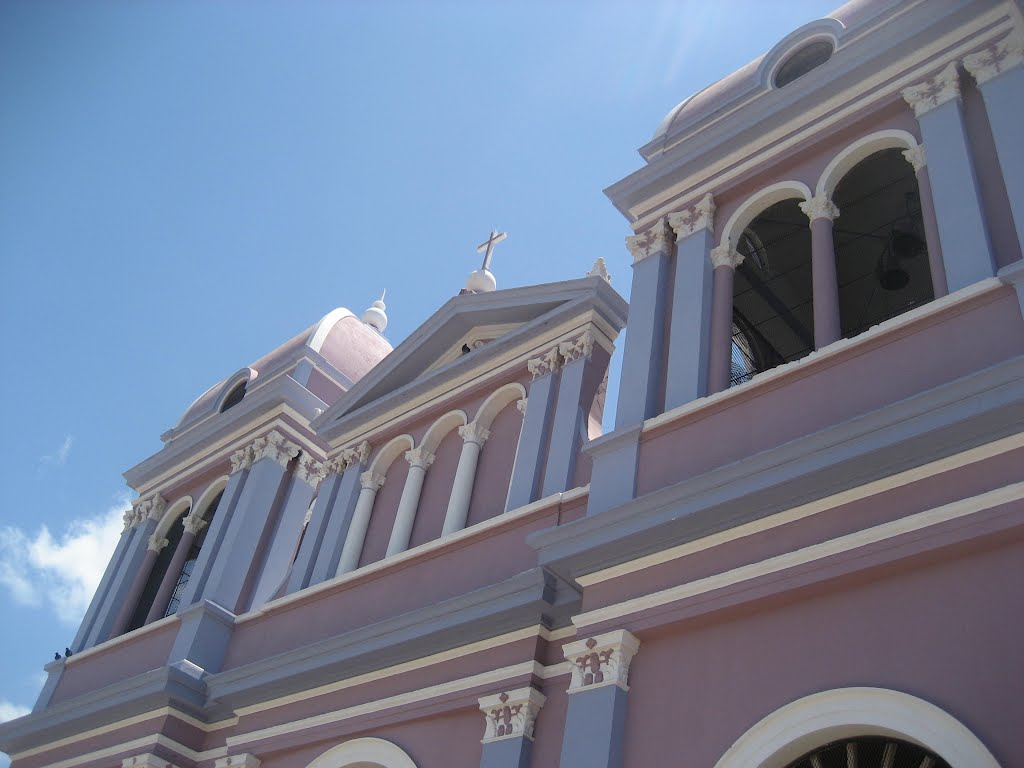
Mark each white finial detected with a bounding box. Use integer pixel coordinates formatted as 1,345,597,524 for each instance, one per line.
587,257,611,284
466,229,506,293
362,290,388,333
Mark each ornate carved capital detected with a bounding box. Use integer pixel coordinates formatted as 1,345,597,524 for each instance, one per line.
295,453,329,489
230,445,255,474
527,346,562,379
625,217,671,263
459,422,491,447
332,441,371,475
901,144,927,173
123,755,174,768
181,514,208,536
668,192,715,240
586,257,612,284
252,430,301,468
559,330,595,364
516,398,528,415
563,629,641,693
147,534,170,553
709,245,744,270
799,194,840,223
479,687,547,743
122,508,138,532
214,756,261,768
902,62,961,117
963,30,1024,86
360,470,385,492
405,447,436,470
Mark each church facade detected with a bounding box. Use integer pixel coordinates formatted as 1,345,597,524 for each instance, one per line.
3,0,1024,766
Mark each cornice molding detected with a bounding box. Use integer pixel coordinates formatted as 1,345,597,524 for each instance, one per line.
902,61,961,117
625,217,671,263
478,687,546,743
709,245,745,270
563,629,640,693
668,192,715,239
799,194,840,223
963,29,1024,85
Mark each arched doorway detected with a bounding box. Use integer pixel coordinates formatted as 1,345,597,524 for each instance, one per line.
306,737,417,768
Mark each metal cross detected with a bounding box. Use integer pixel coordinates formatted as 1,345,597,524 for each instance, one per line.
476,229,507,271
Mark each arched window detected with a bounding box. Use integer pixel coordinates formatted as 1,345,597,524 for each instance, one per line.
832,148,933,337
782,736,950,768
126,504,189,632
774,41,833,88
164,490,223,617
220,381,246,412
731,199,815,385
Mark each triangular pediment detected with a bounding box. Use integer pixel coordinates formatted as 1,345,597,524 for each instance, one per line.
313,277,626,441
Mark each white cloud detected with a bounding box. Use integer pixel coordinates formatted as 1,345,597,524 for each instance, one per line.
40,434,74,467
0,495,129,625
0,700,30,723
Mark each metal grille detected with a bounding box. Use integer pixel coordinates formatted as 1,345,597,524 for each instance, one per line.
163,491,222,617
784,737,951,768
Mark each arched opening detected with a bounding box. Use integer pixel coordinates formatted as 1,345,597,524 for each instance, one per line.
306,737,417,768
163,489,223,617
774,40,834,88
832,148,933,338
731,198,815,385
220,380,247,412
126,502,190,631
781,736,950,768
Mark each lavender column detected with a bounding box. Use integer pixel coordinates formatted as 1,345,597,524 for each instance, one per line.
442,423,489,536
109,534,168,637
144,514,204,623
800,195,842,348
336,471,385,574
902,145,949,298
707,245,744,394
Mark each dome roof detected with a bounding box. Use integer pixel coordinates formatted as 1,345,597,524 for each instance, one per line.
171,308,392,435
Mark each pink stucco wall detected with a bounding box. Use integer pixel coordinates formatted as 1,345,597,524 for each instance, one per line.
620,530,1024,767
409,429,461,549
466,401,521,527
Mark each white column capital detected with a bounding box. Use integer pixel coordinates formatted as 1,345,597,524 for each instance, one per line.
458,422,491,447
558,330,594,364
214,756,261,768
626,217,671,263
668,192,715,239
123,755,176,768
251,430,301,468
360,470,385,492
563,629,641,693
295,453,329,489
799,194,840,223
147,534,170,554
181,513,207,536
478,687,547,743
710,244,745,270
963,30,1024,86
902,62,961,117
527,346,562,379
331,441,371,474
230,444,255,473
516,398,528,415
405,447,435,470
902,144,927,173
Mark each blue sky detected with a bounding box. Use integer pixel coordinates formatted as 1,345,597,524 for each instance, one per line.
0,0,838,751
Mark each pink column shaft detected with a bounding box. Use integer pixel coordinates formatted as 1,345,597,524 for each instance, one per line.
915,166,948,298
145,529,196,624
810,216,842,349
110,547,160,637
707,264,736,394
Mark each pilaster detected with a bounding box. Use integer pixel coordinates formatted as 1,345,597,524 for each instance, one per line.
73,511,139,650
964,30,1024,260
478,687,546,768
615,218,672,428
542,331,595,497
506,348,561,511
558,630,641,768
902,62,994,291
665,193,716,410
